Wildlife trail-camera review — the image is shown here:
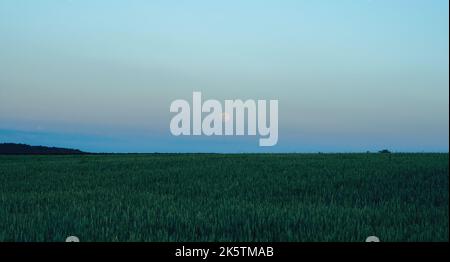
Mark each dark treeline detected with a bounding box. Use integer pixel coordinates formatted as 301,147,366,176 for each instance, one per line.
0,143,86,155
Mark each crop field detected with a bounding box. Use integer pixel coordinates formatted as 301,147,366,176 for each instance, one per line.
0,153,448,242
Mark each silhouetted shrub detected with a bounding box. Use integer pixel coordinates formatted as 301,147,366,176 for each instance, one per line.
378,149,391,154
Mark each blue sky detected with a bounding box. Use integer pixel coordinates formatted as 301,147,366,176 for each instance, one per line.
0,0,448,152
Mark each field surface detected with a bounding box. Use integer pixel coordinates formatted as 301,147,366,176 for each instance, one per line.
0,153,448,242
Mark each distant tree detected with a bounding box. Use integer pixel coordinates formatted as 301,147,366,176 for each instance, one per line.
378,149,391,154
0,143,86,155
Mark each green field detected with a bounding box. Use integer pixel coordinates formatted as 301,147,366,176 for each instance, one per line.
0,153,448,242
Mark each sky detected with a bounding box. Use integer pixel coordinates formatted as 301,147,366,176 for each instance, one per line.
0,0,448,153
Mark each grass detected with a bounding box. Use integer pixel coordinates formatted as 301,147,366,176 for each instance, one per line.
0,153,448,242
